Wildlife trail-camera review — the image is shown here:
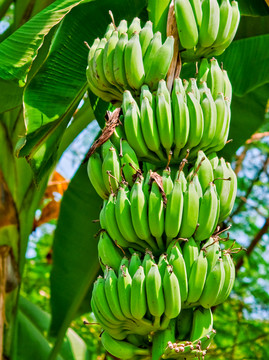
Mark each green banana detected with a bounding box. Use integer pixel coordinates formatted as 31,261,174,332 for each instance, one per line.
186,250,208,304
143,32,162,74
104,194,134,250
131,266,147,320
190,307,213,341
101,331,150,359
197,58,209,83
197,85,217,150
192,173,203,199
186,78,200,102
98,232,123,270
118,264,133,319
99,200,107,229
115,186,146,247
120,140,140,186
102,146,121,194
101,139,114,160
129,253,142,278
148,181,165,251
169,245,188,302
214,0,232,48
182,237,199,279
103,30,119,87
174,0,199,49
199,258,225,308
165,178,184,246
130,177,159,252
123,100,152,159
113,32,129,89
87,152,109,199
139,21,154,57
184,92,204,151
163,265,181,321
207,58,224,100
144,36,174,90
173,77,187,101
105,268,126,321
199,0,220,48
172,90,190,159
222,69,232,100
152,319,176,360
194,183,220,241
156,84,174,155
179,181,199,239
213,1,240,56
124,34,145,90
207,93,230,153
219,161,237,221
146,263,165,320
189,0,202,27
140,93,165,161
214,252,235,305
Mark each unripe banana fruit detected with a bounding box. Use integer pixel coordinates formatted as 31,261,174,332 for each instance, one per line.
86,17,174,104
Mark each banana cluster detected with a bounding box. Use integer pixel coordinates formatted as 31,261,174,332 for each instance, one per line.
119,70,231,164
94,241,235,357
86,17,174,104
175,0,240,61
90,150,236,254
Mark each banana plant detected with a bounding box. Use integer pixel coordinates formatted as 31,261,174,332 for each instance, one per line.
0,0,268,359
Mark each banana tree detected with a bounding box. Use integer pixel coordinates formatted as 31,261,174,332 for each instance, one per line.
0,0,268,359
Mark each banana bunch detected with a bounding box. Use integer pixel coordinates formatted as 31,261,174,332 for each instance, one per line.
118,74,231,165
98,236,236,310
96,151,236,254
92,253,183,341
174,0,240,61
86,17,174,104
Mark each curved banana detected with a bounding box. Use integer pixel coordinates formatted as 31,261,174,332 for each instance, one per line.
214,0,232,48
124,34,145,90
127,17,141,38
103,30,119,87
142,250,155,276
87,152,109,199
148,181,165,251
158,253,169,279
105,268,126,321
186,250,208,304
165,178,184,246
203,237,220,273
99,200,107,229
131,266,147,320
144,36,174,90
113,32,129,89
98,232,123,270
143,32,162,74
101,331,150,359
169,244,188,302
189,0,202,28
102,146,121,194
139,21,154,57
199,0,220,48
194,182,220,242
174,0,199,49
117,19,128,35
199,258,225,308
214,252,235,305
179,180,199,239
207,58,224,101
172,90,190,159
118,264,133,319
146,263,165,320
194,151,214,194
163,265,181,321
219,161,237,221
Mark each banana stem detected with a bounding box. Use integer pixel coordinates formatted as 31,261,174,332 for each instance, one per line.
156,237,165,253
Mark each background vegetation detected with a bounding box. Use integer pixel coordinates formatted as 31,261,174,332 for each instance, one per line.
0,0,268,359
